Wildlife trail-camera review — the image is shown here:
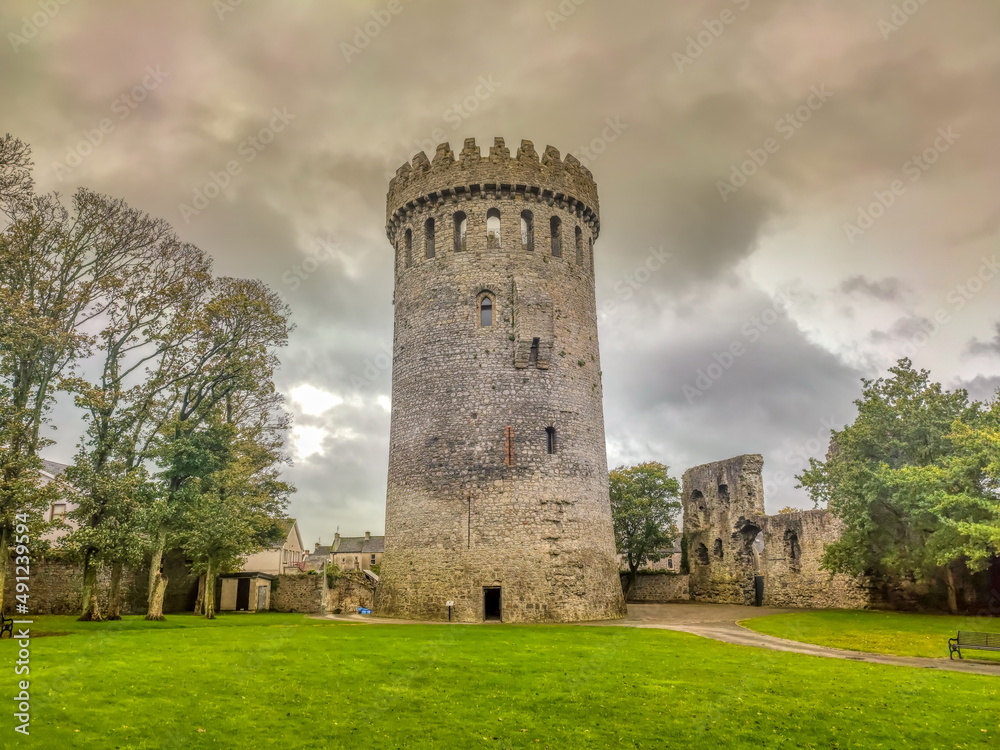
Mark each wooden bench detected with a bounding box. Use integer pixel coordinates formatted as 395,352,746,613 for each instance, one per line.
0,613,13,639
948,631,1000,659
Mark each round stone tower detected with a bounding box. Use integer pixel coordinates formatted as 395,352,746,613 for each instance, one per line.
375,136,626,623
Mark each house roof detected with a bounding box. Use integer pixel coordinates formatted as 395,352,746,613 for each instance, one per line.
334,536,385,554
40,458,70,479
269,518,303,551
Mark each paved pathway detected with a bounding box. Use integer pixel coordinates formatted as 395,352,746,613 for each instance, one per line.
317,603,1000,676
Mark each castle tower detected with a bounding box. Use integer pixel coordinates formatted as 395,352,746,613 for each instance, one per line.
375,137,626,623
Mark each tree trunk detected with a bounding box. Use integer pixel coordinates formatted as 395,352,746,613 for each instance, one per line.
203,559,215,620
106,561,123,620
145,530,168,620
0,524,9,614
78,553,103,622
624,565,638,602
146,568,168,621
945,564,959,615
147,531,165,607
194,574,206,615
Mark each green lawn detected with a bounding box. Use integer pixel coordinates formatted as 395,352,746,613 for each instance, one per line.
0,613,996,749
741,609,1000,660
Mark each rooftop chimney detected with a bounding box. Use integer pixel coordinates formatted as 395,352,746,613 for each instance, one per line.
364,531,371,541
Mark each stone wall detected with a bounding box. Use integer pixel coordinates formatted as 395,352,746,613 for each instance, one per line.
624,573,691,603
270,574,323,613
759,510,870,609
681,455,871,610
4,559,145,616
682,455,765,605
326,573,375,614
377,137,625,624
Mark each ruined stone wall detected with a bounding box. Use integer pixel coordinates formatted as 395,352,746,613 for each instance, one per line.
680,455,872,610
624,573,691,603
326,573,375,614
270,574,323,613
682,455,765,605
377,137,625,623
759,511,870,609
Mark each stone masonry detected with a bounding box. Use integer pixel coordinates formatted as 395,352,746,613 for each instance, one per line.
682,454,869,609
375,137,626,623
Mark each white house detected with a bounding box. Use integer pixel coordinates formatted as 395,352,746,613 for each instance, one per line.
241,518,305,575
39,459,76,543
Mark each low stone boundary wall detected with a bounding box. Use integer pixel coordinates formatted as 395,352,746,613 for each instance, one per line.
623,573,691,602
3,559,145,616
270,574,324,613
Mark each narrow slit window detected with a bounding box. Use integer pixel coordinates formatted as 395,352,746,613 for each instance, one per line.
520,210,534,251
529,337,540,367
545,426,556,454
550,216,562,257
425,218,435,259
454,211,467,252
404,228,413,268
486,208,501,249
589,237,595,270
480,295,493,327
575,226,584,265
504,425,515,467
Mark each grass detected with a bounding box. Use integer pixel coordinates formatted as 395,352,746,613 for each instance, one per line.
741,609,1000,660
0,612,997,749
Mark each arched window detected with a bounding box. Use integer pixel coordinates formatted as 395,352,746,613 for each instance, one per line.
479,294,493,327
696,543,710,566
575,226,584,265
486,208,501,249
404,228,413,268
545,426,556,454
550,216,562,257
454,211,467,253
520,210,534,252
425,218,435,259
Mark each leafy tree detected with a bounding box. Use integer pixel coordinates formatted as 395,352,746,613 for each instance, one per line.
63,209,211,620
145,278,292,619
177,392,292,619
877,397,1000,611
609,462,681,598
797,359,984,612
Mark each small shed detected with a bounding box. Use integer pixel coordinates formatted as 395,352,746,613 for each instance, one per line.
219,572,276,612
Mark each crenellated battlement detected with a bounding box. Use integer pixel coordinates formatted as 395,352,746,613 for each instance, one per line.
386,137,600,239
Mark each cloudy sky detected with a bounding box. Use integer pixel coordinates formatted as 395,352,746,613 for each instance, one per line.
4,0,999,547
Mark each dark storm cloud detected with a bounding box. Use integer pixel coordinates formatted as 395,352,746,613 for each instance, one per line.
965,323,1000,357
839,276,908,302
4,0,999,539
